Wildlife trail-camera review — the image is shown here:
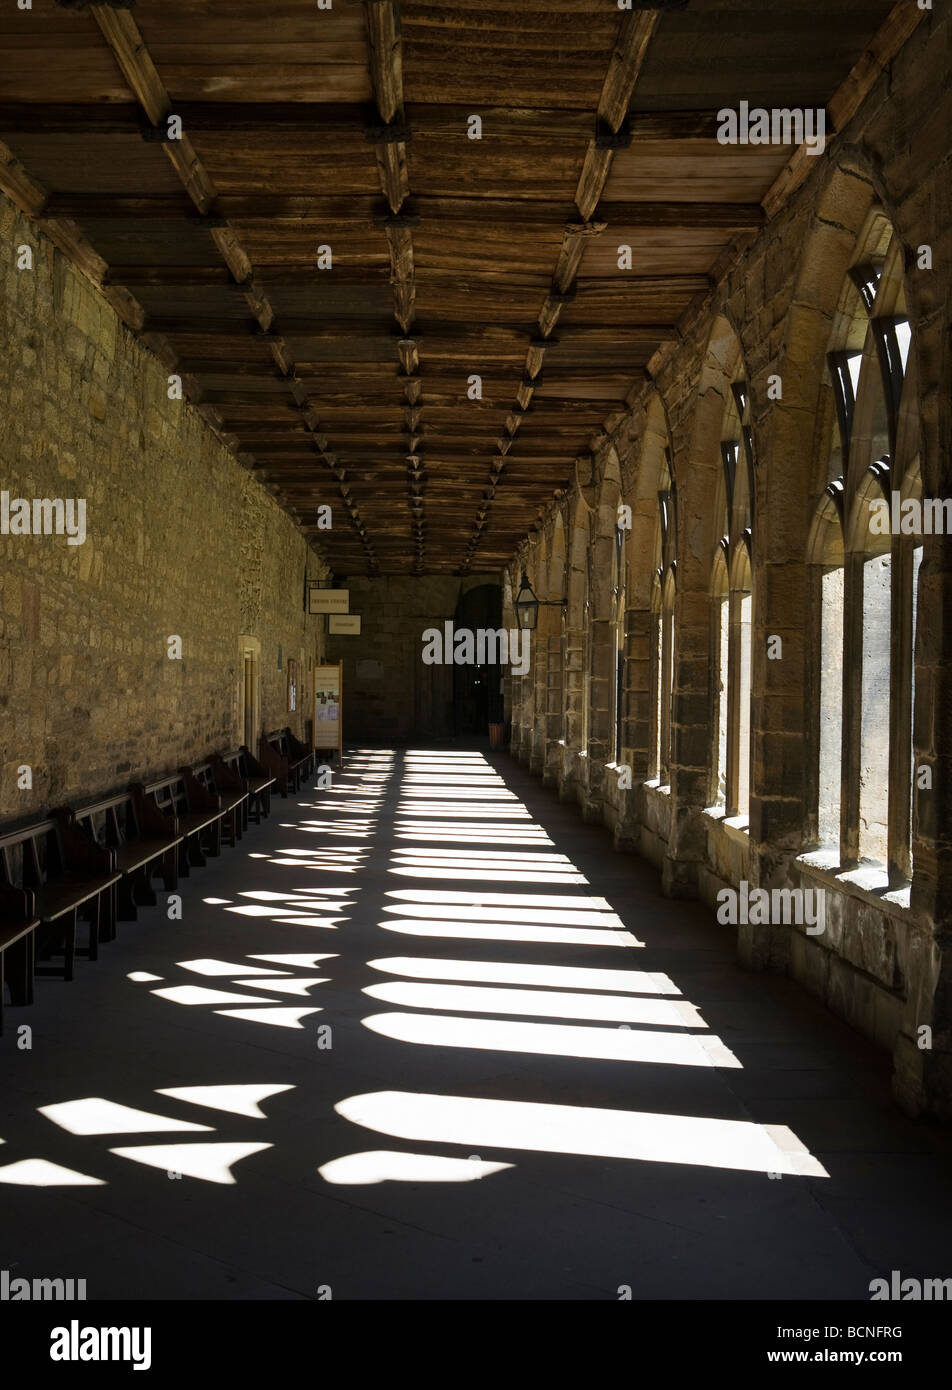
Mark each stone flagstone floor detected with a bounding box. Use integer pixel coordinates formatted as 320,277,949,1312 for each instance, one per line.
2,745,952,1300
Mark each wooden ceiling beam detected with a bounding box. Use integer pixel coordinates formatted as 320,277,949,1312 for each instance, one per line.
199,394,629,419
44,191,766,230
365,2,404,126
96,266,708,307
92,9,216,216
139,316,676,345
173,358,639,386
597,11,660,136
88,11,273,379
0,138,149,335
88,3,382,575
0,101,725,142
575,12,659,220
461,6,661,572
363,0,425,568
385,223,415,332
225,439,601,460
763,0,929,220
0,138,264,470
6,1,904,577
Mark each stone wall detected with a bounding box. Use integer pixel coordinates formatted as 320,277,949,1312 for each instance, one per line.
0,195,330,822
325,574,501,743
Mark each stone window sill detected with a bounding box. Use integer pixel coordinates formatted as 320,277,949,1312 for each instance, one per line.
797,849,914,919
702,805,750,841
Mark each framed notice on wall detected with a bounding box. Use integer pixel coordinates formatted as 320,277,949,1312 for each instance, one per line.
328,614,361,635
308,587,349,616
313,660,343,763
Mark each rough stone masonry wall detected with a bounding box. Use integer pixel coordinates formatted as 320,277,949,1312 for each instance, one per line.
0,196,330,823
507,9,952,1117
326,574,501,742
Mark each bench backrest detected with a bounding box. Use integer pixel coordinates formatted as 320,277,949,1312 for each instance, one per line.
266,727,310,762
192,763,216,796
0,808,114,885
72,792,140,853
238,745,272,782
0,818,63,892
0,747,253,880
259,734,289,765
143,774,191,819
285,728,311,758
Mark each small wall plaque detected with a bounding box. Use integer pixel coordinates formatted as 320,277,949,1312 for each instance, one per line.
308,587,350,615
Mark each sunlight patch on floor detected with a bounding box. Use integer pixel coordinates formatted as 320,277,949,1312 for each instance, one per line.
336,1091,828,1178
319,1150,513,1185
362,979,701,1026
363,1011,739,1067
366,956,678,994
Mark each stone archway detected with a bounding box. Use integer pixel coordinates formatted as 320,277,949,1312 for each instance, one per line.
664,315,745,899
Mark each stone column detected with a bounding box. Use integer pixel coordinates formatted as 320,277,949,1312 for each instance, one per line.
543,620,565,786
583,616,613,821
664,392,721,900
528,610,549,777
744,376,816,971
894,290,952,1116
511,668,530,763
560,624,584,802
615,603,652,851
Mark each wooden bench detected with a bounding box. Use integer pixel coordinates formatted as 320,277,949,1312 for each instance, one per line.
257,734,292,797
230,746,276,824
71,789,182,926
0,812,120,978
193,760,247,845
284,728,316,784
261,728,313,795
0,886,39,1035
132,771,226,877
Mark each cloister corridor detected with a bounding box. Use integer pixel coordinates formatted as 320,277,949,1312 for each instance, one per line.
3,748,951,1302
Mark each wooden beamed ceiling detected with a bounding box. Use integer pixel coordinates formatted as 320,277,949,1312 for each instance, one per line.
0,0,916,576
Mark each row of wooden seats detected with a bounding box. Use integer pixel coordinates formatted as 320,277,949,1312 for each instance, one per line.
0,812,120,1019
258,729,316,796
0,734,314,1033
